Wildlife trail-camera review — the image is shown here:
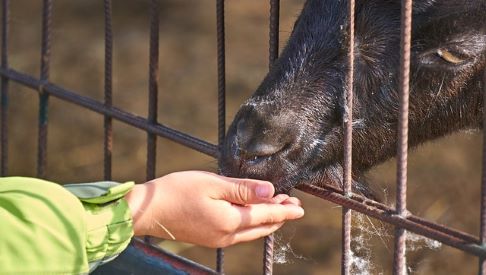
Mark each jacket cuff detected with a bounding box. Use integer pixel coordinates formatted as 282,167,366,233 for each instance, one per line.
64,181,135,272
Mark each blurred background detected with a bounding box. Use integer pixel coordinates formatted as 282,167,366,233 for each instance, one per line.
3,1,483,274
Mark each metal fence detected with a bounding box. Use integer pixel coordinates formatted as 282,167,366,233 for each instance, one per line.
1,0,486,274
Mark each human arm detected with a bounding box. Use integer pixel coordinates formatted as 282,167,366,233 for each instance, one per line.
0,172,303,273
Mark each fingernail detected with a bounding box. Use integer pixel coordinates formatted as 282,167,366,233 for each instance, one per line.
256,184,271,198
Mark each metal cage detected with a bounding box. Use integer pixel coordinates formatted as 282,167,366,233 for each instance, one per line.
1,0,486,274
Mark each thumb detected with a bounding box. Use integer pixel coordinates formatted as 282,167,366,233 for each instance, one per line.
220,178,275,205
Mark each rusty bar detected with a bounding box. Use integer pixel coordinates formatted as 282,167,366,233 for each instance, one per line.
37,0,52,178
103,0,113,180
147,0,159,181
216,0,226,273
325,182,480,243
145,0,159,245
1,0,9,176
341,0,355,273
315,182,479,243
216,0,226,150
0,68,219,158
263,234,275,275
480,70,486,273
268,0,279,68
216,248,224,275
393,0,413,273
263,1,280,274
132,238,219,275
298,184,486,258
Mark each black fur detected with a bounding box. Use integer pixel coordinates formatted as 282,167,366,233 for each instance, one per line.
220,0,486,195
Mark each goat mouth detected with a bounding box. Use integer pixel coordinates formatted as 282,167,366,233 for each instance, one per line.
242,152,278,167
245,161,342,194
220,134,346,194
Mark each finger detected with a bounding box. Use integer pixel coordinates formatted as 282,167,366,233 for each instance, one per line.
187,171,275,203
236,203,304,228
230,223,285,245
216,177,276,205
271,194,290,204
281,197,302,207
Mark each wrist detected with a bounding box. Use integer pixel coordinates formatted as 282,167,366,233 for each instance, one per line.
125,183,152,236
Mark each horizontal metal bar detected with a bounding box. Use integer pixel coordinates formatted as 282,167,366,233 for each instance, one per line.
0,68,219,158
97,238,218,275
298,184,486,258
131,238,218,275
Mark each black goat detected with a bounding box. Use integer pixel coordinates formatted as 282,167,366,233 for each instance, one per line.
220,0,486,195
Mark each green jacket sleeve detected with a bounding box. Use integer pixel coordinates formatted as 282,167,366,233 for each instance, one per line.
0,177,135,274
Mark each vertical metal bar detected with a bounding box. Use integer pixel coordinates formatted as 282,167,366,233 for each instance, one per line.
103,0,113,180
216,0,226,273
216,0,226,148
37,0,52,178
268,0,279,67
147,0,159,182
393,0,413,274
342,0,355,273
143,0,159,246
1,0,9,176
479,70,486,274
263,1,279,274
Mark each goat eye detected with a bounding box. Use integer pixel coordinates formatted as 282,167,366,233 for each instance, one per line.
436,49,465,64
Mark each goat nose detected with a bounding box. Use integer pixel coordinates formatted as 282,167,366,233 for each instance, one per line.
236,117,287,158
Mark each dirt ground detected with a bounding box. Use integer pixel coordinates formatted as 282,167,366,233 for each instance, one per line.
4,1,483,274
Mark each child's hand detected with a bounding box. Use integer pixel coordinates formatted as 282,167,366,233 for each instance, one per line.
125,171,304,248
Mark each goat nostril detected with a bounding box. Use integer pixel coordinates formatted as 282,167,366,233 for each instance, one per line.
235,136,288,162
242,142,284,157
234,112,290,160
244,154,270,165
